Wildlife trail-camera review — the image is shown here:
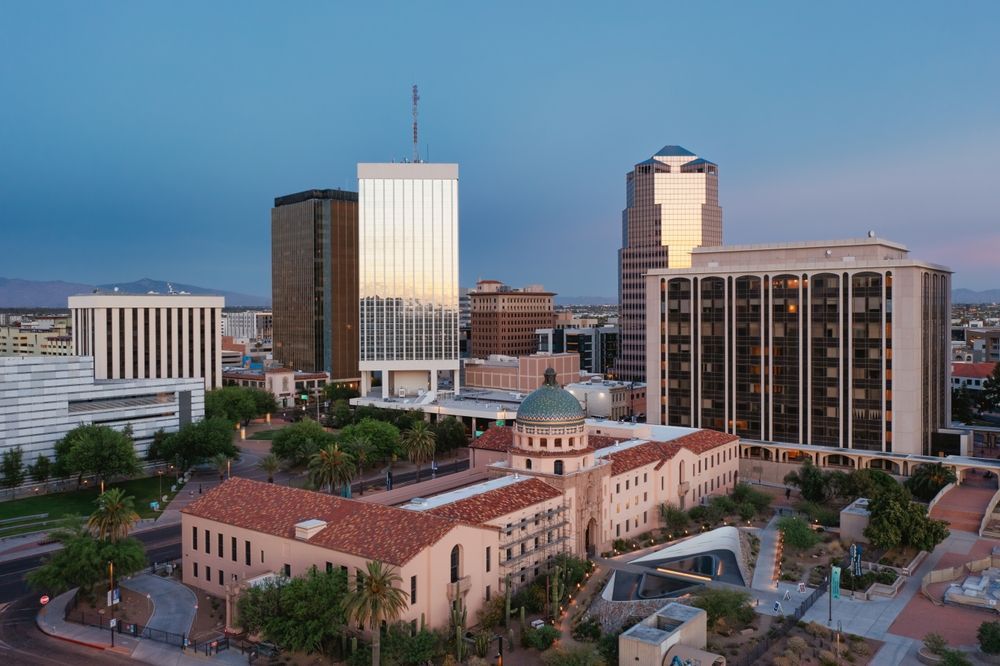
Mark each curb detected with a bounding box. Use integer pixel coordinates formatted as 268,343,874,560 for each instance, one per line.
35,607,107,651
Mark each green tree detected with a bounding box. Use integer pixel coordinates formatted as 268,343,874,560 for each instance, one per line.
247,387,279,419
27,521,145,600
952,387,975,423
690,588,754,630
88,488,140,542
29,455,52,484
238,566,349,655
331,400,353,428
776,516,820,550
982,363,1000,414
660,504,690,534
905,463,957,502
401,421,436,482
309,443,356,495
979,621,1000,655
731,482,772,515
146,428,171,461
865,484,949,551
271,418,330,467
257,453,281,483
324,384,360,403
343,435,375,495
159,418,238,470
433,417,468,455
56,425,140,487
339,419,402,464
1,446,26,496
378,623,447,665
342,560,410,666
783,459,829,502
206,386,258,424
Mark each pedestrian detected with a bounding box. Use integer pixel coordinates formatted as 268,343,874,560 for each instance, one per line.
785,487,791,500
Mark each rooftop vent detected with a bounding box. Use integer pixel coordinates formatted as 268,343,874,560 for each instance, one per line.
294,519,327,540
409,497,428,505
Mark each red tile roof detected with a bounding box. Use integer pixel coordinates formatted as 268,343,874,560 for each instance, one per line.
589,434,627,451
427,478,562,526
470,426,513,451
952,362,996,380
605,430,738,476
671,429,740,454
182,477,475,566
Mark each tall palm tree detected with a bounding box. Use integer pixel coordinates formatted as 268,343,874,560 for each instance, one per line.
343,435,374,495
342,560,409,666
401,421,436,483
906,462,957,502
309,443,356,495
87,488,139,542
257,453,281,483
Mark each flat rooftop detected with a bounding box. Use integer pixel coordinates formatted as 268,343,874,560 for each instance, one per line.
400,474,525,512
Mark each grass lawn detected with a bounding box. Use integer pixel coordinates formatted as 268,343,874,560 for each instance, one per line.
249,428,287,441
0,475,184,536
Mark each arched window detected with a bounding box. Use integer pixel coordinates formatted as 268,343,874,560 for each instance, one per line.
450,545,460,583
554,460,564,475
525,459,532,470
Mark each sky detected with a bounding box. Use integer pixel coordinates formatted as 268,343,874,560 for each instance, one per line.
1,2,999,298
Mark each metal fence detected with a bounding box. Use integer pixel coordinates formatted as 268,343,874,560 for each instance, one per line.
732,583,825,666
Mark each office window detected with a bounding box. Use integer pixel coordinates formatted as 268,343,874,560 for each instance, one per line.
356,569,364,591
193,562,198,578
486,585,491,601
261,550,264,564
192,526,198,550
410,575,417,604
451,546,461,583
205,529,210,554
218,533,223,558
231,536,237,562
326,562,333,573
206,565,212,581
245,540,251,566
486,547,491,573
218,569,223,585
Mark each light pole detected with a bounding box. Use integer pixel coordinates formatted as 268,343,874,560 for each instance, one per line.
108,560,115,647
158,469,164,498
494,635,503,666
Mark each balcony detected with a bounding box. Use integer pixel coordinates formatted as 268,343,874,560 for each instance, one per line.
446,576,472,601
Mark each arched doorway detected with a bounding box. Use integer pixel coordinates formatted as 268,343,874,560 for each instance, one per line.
585,518,597,557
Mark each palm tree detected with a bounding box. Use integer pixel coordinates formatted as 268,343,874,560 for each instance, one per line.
342,560,409,666
257,453,281,483
309,443,356,495
343,435,374,495
87,488,139,542
906,463,957,502
401,421,436,483
212,453,231,481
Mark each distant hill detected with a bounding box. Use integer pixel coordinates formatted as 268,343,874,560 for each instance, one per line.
96,279,269,307
0,277,269,308
0,277,94,308
555,295,617,306
953,288,1000,304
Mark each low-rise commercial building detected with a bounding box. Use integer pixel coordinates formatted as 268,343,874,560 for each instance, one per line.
565,377,646,420
536,325,619,375
222,368,329,408
952,362,996,393
464,353,579,393
0,356,204,462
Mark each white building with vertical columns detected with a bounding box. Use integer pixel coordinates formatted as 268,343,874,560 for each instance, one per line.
69,293,224,391
357,162,460,399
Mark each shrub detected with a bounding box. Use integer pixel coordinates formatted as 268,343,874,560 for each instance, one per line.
512,583,546,614
732,482,772,514
777,516,820,550
691,588,754,630
980,621,1000,655
541,645,605,665
923,633,948,656
524,625,560,651
612,538,628,552
571,617,602,642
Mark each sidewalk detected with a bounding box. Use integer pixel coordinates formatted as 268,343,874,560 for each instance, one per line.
37,584,245,665
750,516,780,591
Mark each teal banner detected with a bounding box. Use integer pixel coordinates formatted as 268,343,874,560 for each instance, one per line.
831,565,841,599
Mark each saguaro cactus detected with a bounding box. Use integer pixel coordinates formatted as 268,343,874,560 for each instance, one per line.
504,573,512,627
450,582,467,661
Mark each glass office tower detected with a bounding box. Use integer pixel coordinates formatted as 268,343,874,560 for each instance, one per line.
357,163,460,398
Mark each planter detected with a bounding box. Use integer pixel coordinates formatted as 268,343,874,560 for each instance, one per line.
917,647,944,665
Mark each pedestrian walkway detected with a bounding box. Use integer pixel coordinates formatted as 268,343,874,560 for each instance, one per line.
750,516,780,591
930,475,997,534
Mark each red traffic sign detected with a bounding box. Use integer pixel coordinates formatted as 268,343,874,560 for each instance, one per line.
40,595,50,606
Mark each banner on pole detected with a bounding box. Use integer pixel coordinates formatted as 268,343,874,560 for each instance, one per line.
831,566,841,600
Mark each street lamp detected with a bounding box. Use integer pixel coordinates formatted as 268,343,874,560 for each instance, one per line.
158,469,164,498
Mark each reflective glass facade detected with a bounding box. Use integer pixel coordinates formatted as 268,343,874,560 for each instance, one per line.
358,164,459,365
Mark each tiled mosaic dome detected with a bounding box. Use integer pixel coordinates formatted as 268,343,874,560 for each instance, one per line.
516,368,585,426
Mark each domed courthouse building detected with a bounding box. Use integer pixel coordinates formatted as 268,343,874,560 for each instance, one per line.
182,369,739,631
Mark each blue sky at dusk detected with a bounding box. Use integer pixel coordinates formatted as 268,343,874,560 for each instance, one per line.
2,2,999,298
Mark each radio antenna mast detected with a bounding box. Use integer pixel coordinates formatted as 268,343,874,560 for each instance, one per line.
411,84,420,163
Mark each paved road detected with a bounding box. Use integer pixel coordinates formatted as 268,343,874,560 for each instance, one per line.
349,458,469,494
0,594,135,666
0,524,181,604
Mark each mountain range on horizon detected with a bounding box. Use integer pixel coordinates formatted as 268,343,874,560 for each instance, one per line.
3,276,998,309
0,277,270,308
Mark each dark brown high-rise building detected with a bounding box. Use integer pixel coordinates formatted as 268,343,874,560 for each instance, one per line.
271,189,359,386
470,279,555,358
